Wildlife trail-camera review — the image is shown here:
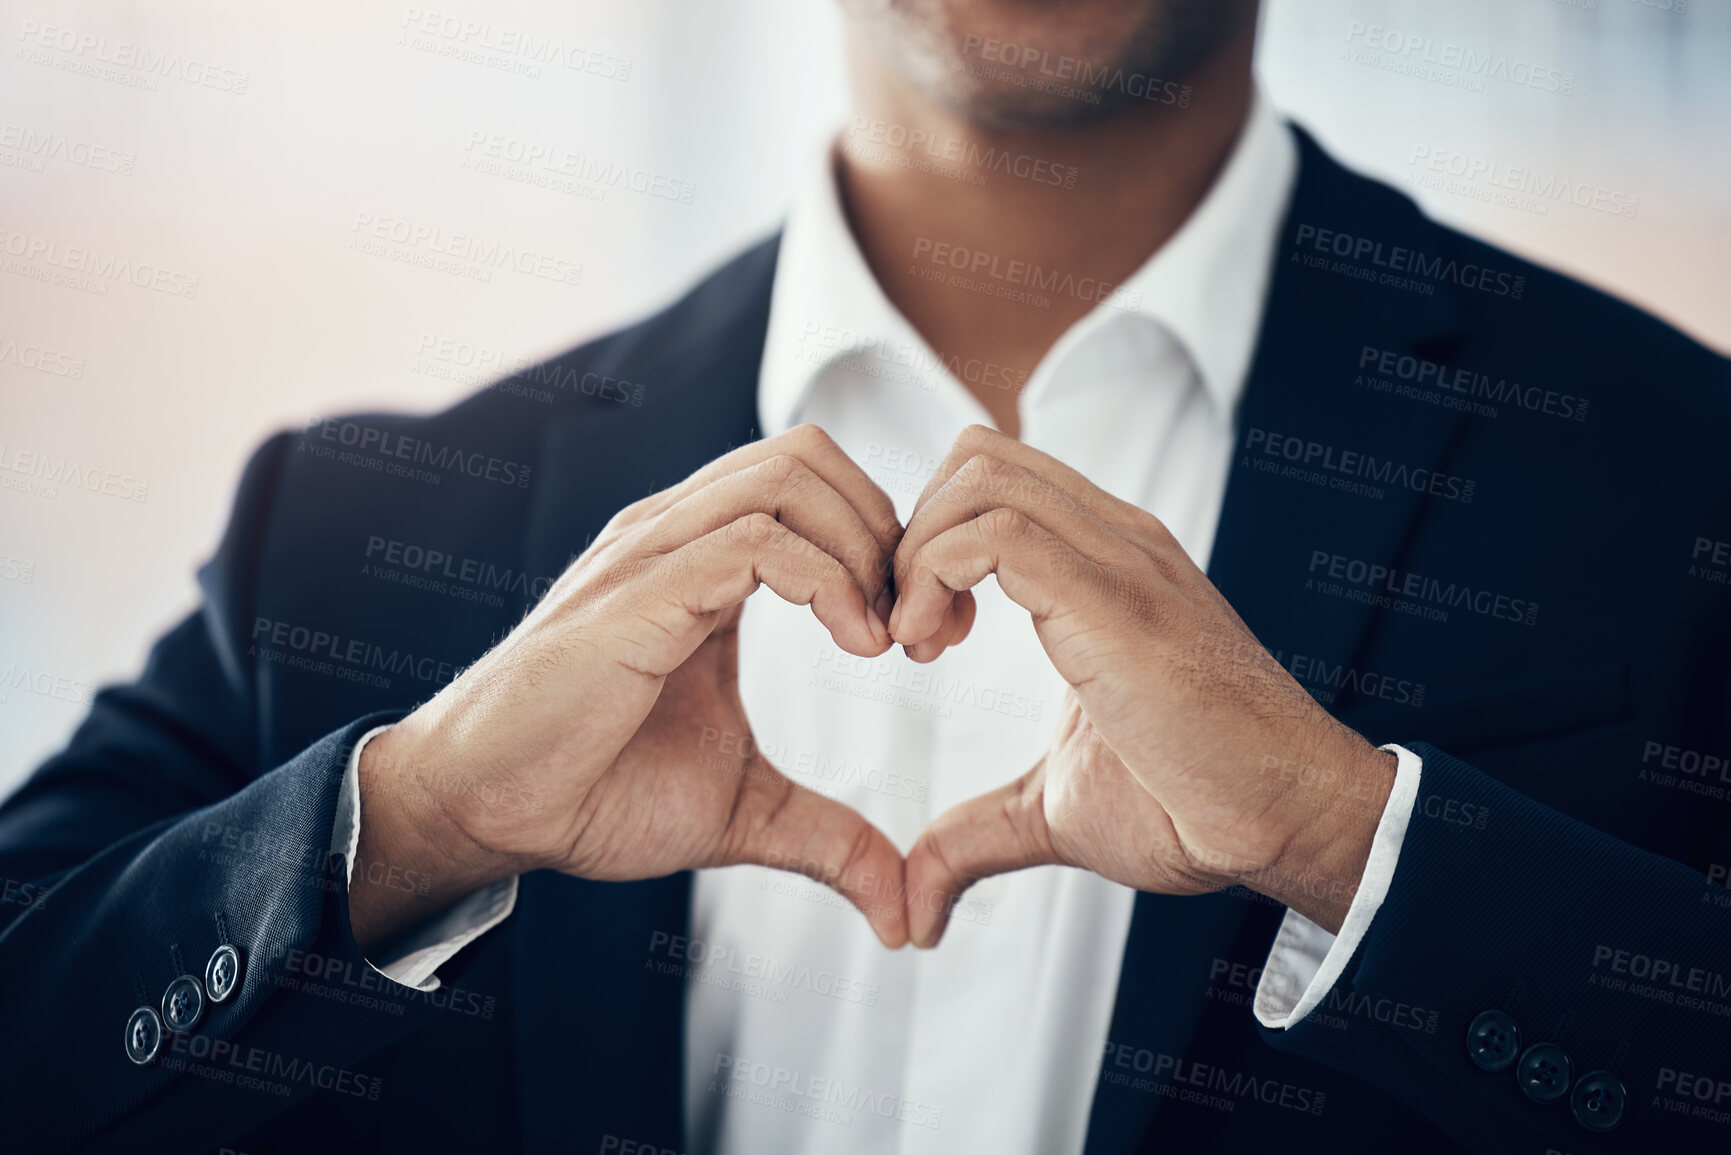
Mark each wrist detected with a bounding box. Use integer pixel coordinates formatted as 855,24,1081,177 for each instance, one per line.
1240,729,1396,933
347,725,520,953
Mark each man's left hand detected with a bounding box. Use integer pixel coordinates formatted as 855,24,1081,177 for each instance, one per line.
889,426,1398,947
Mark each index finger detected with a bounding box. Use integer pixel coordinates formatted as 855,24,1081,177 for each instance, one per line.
618,423,903,563
909,424,1138,532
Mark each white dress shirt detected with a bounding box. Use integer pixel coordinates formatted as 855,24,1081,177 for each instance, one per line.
333,88,1424,1154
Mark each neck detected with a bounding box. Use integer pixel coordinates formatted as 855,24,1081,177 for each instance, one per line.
835,27,1256,437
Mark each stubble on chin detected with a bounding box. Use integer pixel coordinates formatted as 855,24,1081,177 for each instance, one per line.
840,0,1253,130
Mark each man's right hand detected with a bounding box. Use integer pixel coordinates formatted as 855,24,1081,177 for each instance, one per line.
348,425,911,953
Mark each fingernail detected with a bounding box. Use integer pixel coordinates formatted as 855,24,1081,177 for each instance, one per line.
887,598,903,638
866,605,889,648
874,587,894,626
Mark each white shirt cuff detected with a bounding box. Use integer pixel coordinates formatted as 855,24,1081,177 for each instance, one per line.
1253,742,1422,1029
332,724,519,992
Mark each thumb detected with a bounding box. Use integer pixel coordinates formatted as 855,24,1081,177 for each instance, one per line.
905,762,1057,948
723,767,910,949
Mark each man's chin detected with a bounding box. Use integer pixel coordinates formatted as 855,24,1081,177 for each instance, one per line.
925,71,1167,131
845,0,1251,131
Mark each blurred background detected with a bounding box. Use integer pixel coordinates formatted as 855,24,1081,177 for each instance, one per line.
3,0,1727,789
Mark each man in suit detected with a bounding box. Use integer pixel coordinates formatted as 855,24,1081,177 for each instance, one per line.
3,0,1728,1151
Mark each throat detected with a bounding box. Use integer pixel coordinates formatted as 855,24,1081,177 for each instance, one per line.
832,33,1255,442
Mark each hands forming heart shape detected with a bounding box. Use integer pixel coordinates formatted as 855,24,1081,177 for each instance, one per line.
353,425,1396,954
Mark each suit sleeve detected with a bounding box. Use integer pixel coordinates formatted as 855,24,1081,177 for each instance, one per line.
1255,741,1731,1153
0,433,506,1155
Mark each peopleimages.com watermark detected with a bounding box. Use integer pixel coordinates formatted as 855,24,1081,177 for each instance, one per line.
1242,426,1476,504
1205,956,1439,1034
461,130,695,205
1654,1066,1731,1129
409,333,646,406
785,320,1027,401
0,553,36,584
347,211,582,288
1100,1041,1327,1115
1689,537,1731,591
299,417,534,488
1201,637,1428,711
1305,550,1540,627
708,1052,944,1130
910,236,1141,313
0,121,135,177
160,1033,382,1101
1404,145,1637,220
0,664,93,708
249,616,464,691
842,117,1077,190
263,943,498,1020
597,1139,681,1155
0,334,86,379
0,443,149,503
14,19,250,95
860,440,947,497
1341,22,1575,97
362,534,555,607
810,643,1045,723
957,36,1191,108
1291,224,1524,300
396,8,632,82
1,875,50,912
1637,739,1731,802
0,226,200,299
695,727,930,806
647,930,879,1007
1354,345,1587,423
756,847,995,930
1589,943,1731,1018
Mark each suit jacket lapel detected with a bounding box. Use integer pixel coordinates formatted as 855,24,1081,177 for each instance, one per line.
1084,126,1467,1155
1209,125,1466,704
518,238,781,586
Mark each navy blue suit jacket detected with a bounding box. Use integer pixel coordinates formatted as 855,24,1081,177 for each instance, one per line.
3,127,1729,1155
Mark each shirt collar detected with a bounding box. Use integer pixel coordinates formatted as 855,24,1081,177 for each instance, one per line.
758,87,1298,437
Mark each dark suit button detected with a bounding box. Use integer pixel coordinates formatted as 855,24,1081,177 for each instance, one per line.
125,1006,163,1065
161,974,205,1033
205,944,242,1004
1466,1010,1521,1072
1571,1071,1627,1132
1516,1042,1572,1103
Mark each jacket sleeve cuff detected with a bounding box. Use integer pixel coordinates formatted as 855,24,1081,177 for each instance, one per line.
1254,742,1423,1028
333,725,520,992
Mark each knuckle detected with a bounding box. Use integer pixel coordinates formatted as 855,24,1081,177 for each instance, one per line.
786,423,834,454
728,511,782,548
755,452,806,490
1139,510,1179,551
1109,569,1159,626
951,454,1018,505
839,820,877,880
978,505,1032,541
891,543,918,585
603,494,655,531
956,452,1008,484
956,423,997,450
822,537,877,585
855,540,892,586
920,825,962,888
867,495,903,538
